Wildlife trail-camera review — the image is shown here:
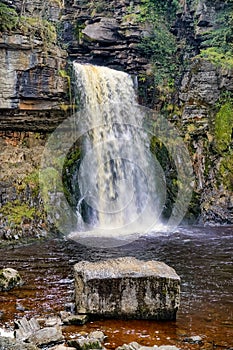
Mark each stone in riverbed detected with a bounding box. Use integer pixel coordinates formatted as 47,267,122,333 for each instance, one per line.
0,268,23,291
62,314,89,325
26,326,64,347
74,257,180,320
67,337,103,350
50,345,76,350
0,337,38,350
15,316,64,347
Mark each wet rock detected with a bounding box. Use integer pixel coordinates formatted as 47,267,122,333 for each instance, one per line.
0,268,23,291
67,337,103,350
15,316,64,347
44,316,62,327
179,59,220,105
183,335,203,344
158,347,180,350
74,257,180,320
15,302,26,312
15,317,40,340
116,343,141,350
0,336,38,350
65,302,76,313
88,331,106,343
50,344,76,350
26,326,64,347
62,314,89,325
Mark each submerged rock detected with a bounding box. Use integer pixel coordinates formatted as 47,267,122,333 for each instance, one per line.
67,337,103,350
183,335,203,344
74,257,180,320
62,314,89,325
0,268,23,291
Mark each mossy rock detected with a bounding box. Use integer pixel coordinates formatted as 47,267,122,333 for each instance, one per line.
0,268,23,291
0,200,36,228
219,151,233,191
214,99,233,153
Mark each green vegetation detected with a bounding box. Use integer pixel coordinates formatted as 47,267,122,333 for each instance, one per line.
59,69,72,109
0,2,18,31
199,3,233,68
63,145,81,207
23,171,40,196
137,0,179,87
199,47,233,68
214,94,233,153
18,16,57,45
87,0,113,17
0,2,57,47
0,200,36,227
219,151,233,190
150,136,178,219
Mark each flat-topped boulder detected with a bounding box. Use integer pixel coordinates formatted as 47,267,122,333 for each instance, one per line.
74,257,180,320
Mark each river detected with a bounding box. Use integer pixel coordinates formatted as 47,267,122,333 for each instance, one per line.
0,226,232,349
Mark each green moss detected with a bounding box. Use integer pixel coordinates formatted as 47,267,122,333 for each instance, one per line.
0,3,18,31
214,100,233,153
24,171,40,196
62,146,81,206
0,200,36,227
0,3,57,46
40,167,63,194
198,3,233,67
199,48,233,68
219,151,233,190
59,69,72,106
18,16,57,45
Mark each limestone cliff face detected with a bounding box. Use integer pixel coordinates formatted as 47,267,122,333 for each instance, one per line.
0,0,232,241
0,0,70,131
61,0,148,73
173,0,233,224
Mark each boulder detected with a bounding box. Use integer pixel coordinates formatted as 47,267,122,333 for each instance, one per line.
0,268,23,291
82,18,121,43
26,326,64,347
67,337,103,350
74,257,180,320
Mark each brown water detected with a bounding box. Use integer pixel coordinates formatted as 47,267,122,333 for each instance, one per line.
0,226,232,349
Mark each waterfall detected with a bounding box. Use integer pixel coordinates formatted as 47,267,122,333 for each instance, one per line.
69,63,166,243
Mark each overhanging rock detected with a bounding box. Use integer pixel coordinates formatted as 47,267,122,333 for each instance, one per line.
74,257,180,320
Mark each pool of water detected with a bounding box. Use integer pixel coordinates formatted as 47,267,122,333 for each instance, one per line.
0,226,232,349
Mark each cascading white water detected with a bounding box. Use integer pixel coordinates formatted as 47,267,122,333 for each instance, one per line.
69,63,166,241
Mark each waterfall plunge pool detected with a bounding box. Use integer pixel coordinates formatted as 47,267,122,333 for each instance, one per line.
0,226,232,349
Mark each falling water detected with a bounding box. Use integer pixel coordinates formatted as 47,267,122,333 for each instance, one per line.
69,63,166,243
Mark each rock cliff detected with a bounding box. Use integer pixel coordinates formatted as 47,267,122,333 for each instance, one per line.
0,0,232,241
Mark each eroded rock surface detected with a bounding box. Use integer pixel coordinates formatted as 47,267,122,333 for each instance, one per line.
0,268,23,291
74,257,180,320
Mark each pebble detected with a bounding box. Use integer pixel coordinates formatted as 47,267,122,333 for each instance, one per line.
183,335,203,344
62,314,89,325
